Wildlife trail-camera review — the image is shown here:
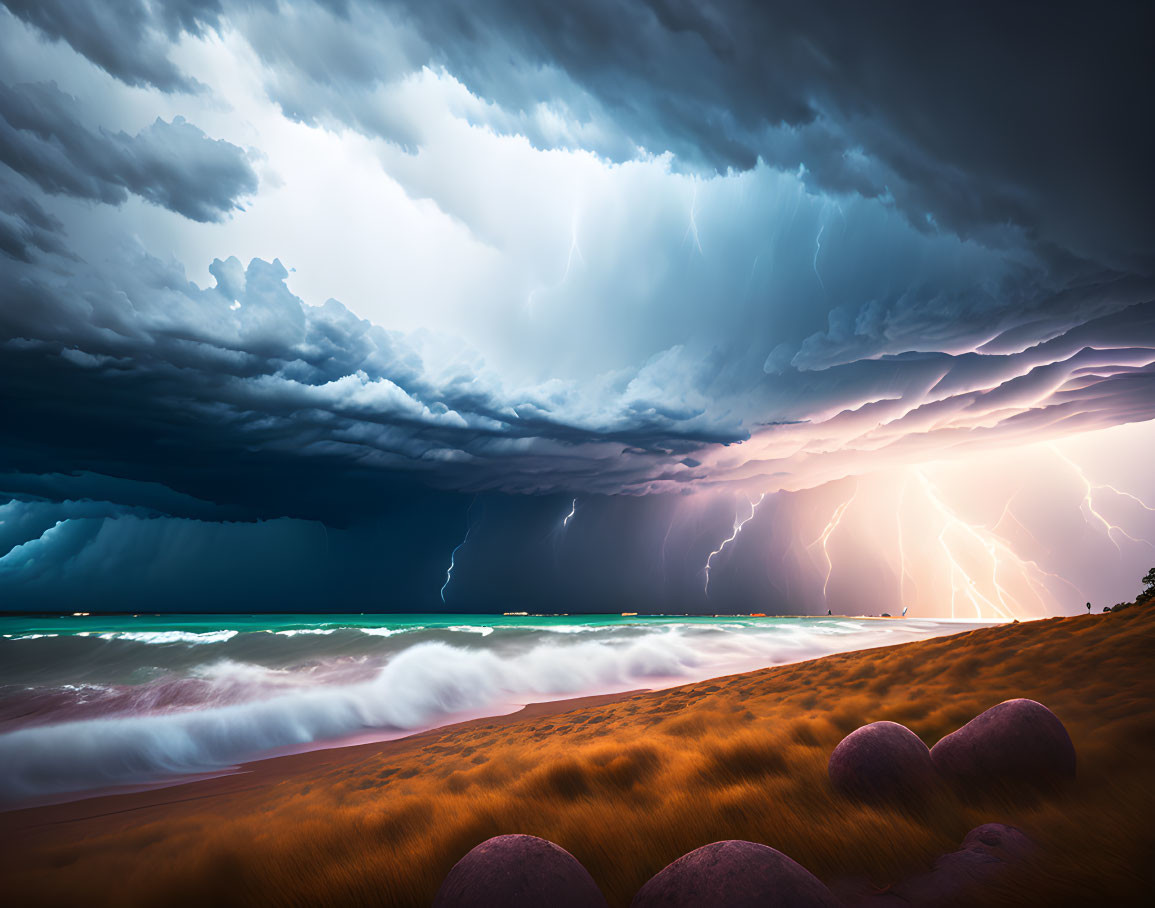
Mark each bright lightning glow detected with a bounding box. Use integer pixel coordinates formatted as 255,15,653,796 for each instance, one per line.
704,493,765,596
916,471,1012,619
562,498,577,529
913,470,1084,620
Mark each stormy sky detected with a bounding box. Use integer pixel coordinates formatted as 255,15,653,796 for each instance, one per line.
1,1,1153,615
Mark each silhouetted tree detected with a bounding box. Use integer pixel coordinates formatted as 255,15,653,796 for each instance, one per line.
1144,567,1155,591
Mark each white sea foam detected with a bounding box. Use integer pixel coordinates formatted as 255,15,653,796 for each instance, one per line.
95,630,239,645
447,625,494,636
272,628,336,637
0,618,988,802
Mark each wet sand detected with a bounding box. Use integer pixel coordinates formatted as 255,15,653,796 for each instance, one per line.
3,607,1153,906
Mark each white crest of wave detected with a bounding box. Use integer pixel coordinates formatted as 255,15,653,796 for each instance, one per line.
93,630,240,645
446,625,494,636
0,620,979,802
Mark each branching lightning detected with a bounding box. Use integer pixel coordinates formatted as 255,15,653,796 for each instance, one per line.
1053,448,1155,549
916,471,1012,619
914,471,1082,620
704,493,765,596
807,484,857,602
685,450,1150,619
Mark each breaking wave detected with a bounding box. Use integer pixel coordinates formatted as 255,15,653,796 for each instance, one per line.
0,616,992,803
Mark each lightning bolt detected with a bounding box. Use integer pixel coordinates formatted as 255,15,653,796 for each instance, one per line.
562,498,577,529
1052,448,1155,549
807,485,857,602
527,207,585,311
991,492,1042,549
1099,484,1155,514
440,501,477,604
914,471,1081,620
919,472,1008,619
812,223,825,291
684,181,703,255
561,210,585,284
704,493,765,596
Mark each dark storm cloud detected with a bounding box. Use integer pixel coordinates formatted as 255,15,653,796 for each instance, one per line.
0,81,257,222
10,1,1150,272
223,0,1150,276
0,0,225,92
0,246,751,522
425,0,1155,273
0,183,73,262
9,1,1149,270
2,229,1152,521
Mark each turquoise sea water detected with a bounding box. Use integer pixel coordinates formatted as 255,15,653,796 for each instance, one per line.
0,612,997,803
1,611,821,638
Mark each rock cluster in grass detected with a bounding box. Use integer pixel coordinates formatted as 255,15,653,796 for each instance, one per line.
827,698,1075,803
435,699,1072,907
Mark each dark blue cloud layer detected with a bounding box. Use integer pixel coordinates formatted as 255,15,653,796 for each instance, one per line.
13,1,1146,273
0,81,257,222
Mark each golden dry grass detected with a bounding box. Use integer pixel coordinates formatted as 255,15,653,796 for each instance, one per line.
3,605,1153,907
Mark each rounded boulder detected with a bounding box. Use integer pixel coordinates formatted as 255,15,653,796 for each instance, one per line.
631,840,838,908
433,834,608,908
930,699,1076,789
827,720,936,802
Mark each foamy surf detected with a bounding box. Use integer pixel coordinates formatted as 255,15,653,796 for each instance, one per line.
0,614,997,803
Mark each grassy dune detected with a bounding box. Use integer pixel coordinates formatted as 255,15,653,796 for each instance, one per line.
4,606,1153,907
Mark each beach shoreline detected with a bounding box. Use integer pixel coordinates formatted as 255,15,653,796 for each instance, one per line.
0,689,648,819
3,607,1152,907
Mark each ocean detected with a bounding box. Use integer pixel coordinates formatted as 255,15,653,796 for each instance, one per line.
0,612,997,804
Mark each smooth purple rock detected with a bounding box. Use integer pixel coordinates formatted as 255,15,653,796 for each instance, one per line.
827,720,937,802
433,834,608,908
931,698,1076,789
631,840,839,908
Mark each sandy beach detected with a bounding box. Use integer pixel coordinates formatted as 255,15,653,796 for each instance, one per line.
3,605,1152,907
